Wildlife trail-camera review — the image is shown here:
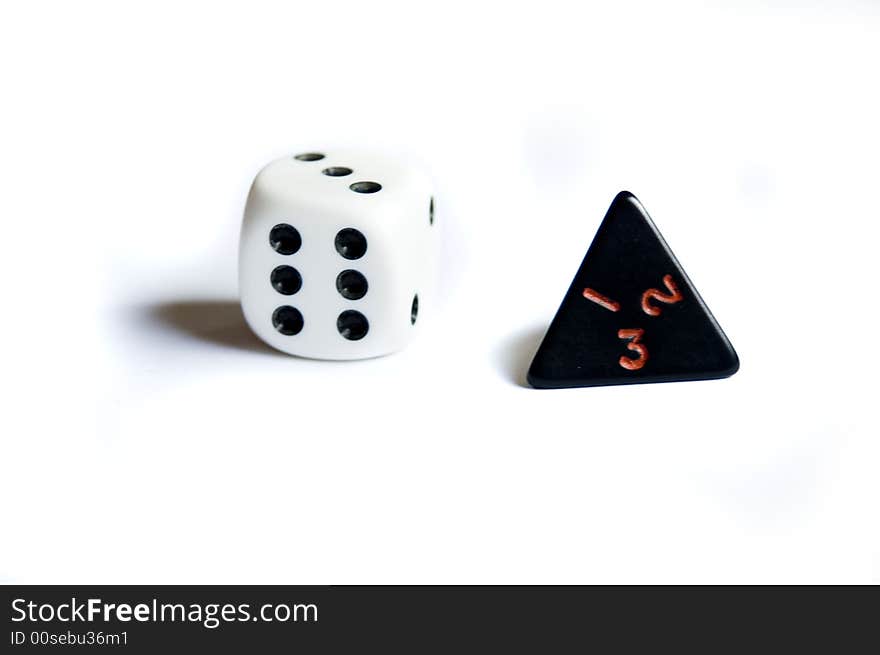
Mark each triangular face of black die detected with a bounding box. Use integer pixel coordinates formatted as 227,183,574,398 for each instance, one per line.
527,191,739,389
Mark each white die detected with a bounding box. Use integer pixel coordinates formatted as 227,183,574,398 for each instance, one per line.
239,150,436,359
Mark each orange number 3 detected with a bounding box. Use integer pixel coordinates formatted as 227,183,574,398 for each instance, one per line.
641,274,683,316
618,329,648,371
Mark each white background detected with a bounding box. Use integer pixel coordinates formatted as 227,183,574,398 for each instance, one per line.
1,0,878,584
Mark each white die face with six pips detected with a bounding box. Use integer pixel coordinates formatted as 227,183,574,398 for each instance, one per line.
239,150,437,359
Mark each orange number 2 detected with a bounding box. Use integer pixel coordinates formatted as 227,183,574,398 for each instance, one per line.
641,274,683,316
618,329,648,371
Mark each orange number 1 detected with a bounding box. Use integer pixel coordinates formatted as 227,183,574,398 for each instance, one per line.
618,329,648,370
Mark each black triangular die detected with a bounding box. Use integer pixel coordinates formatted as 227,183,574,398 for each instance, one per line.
527,191,739,389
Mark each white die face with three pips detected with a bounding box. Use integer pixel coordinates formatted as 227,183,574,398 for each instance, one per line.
239,150,437,359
